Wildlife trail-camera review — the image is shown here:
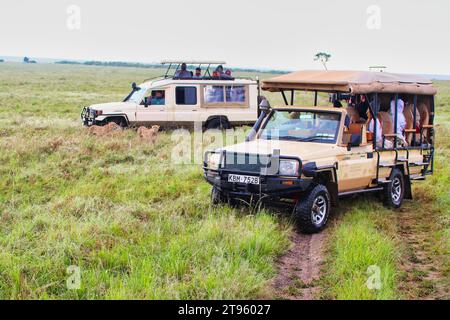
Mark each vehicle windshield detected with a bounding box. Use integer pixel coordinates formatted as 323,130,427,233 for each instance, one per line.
125,87,147,104
259,110,341,143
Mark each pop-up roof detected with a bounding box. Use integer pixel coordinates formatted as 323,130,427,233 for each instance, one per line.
262,70,437,95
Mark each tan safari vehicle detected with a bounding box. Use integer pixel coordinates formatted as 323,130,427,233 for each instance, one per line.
203,70,436,233
81,61,259,129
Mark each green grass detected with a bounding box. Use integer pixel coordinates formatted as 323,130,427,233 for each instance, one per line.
0,63,290,299
321,203,398,300
0,62,448,300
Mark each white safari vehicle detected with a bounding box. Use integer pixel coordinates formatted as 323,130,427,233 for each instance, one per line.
204,70,436,233
81,61,259,129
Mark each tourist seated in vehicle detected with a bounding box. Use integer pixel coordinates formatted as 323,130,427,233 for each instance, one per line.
212,71,220,78
366,108,384,148
356,94,370,121
174,63,192,79
151,90,165,105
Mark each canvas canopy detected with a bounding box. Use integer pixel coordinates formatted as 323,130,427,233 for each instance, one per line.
262,70,437,95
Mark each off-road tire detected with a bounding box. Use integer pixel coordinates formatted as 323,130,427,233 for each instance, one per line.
211,187,227,206
293,184,331,234
383,168,405,208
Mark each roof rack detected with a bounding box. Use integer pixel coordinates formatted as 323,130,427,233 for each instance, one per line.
262,70,436,95
161,60,226,65
161,60,227,78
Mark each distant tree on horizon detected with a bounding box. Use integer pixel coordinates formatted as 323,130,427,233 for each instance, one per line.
23,57,29,63
314,52,331,70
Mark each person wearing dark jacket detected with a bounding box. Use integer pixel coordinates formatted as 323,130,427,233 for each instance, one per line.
356,95,370,121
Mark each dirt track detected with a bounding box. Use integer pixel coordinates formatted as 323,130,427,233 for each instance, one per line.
272,230,328,300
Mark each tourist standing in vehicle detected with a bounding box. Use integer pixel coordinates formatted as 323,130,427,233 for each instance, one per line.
215,65,224,75
193,67,202,79
390,96,406,137
175,63,192,78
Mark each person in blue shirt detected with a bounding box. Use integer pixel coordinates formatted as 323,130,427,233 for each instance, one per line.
175,63,192,79
151,91,165,105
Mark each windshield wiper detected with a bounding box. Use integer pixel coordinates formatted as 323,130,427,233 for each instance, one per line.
297,135,332,142
262,135,332,142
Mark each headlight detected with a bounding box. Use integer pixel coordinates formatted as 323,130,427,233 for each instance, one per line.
279,159,300,176
207,153,222,170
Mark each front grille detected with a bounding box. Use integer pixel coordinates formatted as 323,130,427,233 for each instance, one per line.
223,153,271,174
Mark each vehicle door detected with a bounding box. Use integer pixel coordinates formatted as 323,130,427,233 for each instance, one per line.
336,128,377,192
136,88,168,123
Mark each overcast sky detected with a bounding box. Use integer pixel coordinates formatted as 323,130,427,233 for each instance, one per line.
1,0,449,74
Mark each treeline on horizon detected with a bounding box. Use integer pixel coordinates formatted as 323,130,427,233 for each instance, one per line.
54,60,288,74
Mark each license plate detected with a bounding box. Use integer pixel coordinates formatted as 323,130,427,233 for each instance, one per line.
228,174,260,185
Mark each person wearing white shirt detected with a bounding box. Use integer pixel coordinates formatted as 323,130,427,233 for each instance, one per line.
366,109,387,148
390,97,407,146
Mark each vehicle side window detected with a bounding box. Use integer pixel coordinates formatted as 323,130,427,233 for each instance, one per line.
226,86,246,103
176,87,197,105
149,90,165,105
204,85,225,103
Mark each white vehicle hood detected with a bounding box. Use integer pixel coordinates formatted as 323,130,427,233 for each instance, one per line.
89,102,136,113
218,139,339,162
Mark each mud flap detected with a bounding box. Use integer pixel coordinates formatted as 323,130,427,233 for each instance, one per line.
404,175,413,200
326,181,339,207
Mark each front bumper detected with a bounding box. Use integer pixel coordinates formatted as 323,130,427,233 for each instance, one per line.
204,169,312,199
81,107,98,126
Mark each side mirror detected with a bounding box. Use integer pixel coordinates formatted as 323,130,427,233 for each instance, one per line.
143,97,151,107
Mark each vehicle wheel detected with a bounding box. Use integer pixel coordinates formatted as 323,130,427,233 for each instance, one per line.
383,168,404,208
206,118,230,130
211,187,227,206
293,184,331,234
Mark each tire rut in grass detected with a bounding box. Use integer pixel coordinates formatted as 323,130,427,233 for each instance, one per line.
272,230,328,300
